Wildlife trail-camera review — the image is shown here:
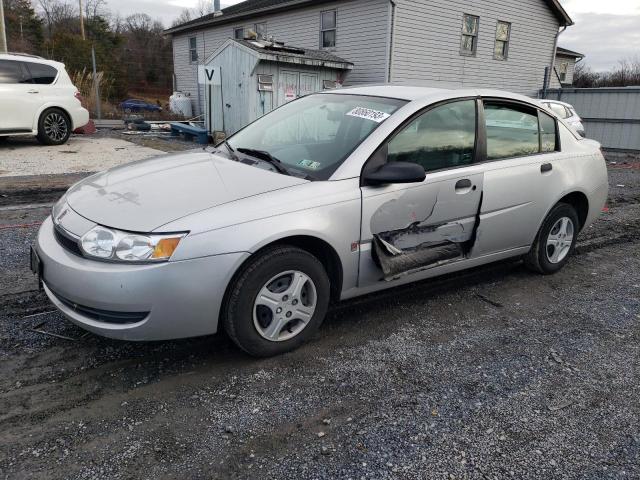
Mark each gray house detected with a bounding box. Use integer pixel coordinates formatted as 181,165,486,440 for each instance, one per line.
166,0,573,115
551,46,585,87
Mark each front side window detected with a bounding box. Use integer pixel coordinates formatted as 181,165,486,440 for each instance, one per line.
460,14,479,55
485,103,540,160
387,100,477,172
0,60,27,84
25,62,58,84
234,27,244,40
227,94,406,180
494,21,511,60
189,37,198,63
254,23,267,39
321,10,337,48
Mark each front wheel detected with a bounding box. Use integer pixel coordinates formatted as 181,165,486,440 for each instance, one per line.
222,246,331,357
37,108,71,145
525,203,579,274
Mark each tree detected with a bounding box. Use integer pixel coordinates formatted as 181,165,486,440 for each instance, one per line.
4,0,44,54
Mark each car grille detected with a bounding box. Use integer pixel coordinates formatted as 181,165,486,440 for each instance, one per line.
54,224,83,257
49,287,149,324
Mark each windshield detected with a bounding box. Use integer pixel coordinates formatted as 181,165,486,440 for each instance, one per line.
226,93,407,180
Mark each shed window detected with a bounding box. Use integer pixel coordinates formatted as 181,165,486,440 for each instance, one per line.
254,23,267,40
558,62,568,82
321,10,336,48
189,37,198,63
460,14,479,55
494,21,511,60
234,27,244,40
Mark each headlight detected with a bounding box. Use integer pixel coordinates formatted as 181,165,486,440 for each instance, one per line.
80,226,186,262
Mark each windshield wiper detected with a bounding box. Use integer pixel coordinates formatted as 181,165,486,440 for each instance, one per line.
219,140,240,162
236,148,291,176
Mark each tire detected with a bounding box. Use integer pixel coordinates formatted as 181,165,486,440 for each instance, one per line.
222,246,331,357
525,202,579,274
37,108,71,145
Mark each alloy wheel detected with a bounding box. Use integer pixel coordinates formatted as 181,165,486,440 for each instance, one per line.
253,270,317,342
546,217,574,264
43,112,68,143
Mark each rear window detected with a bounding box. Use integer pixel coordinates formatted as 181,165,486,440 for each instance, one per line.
24,62,58,84
0,60,28,84
547,103,570,119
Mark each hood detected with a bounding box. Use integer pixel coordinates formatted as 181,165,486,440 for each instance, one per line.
66,151,308,232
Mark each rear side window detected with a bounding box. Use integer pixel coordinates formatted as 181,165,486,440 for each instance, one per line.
24,62,58,84
539,111,557,152
484,103,539,160
388,100,476,172
0,60,28,84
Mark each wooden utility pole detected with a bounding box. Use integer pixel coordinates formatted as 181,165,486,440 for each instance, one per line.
78,0,85,40
0,0,8,54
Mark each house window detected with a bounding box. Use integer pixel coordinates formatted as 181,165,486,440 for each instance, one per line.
189,37,198,63
558,62,568,82
494,21,511,60
234,27,244,40
460,14,479,55
321,10,337,48
254,23,267,40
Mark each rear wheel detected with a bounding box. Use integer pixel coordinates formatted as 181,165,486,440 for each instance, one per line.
525,203,579,274
223,246,330,357
37,108,71,145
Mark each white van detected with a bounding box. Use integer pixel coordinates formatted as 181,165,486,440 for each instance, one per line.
0,53,89,145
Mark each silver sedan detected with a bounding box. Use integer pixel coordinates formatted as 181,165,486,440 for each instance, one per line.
32,86,609,356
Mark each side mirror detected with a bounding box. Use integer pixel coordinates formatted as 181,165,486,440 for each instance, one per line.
363,161,426,186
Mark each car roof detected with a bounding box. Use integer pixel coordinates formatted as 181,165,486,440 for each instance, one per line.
328,84,542,106
0,53,64,68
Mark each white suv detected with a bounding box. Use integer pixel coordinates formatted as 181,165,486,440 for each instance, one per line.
0,53,89,145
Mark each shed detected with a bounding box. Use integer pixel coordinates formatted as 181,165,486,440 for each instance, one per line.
204,38,354,136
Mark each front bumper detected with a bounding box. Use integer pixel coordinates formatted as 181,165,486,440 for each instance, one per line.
36,216,249,341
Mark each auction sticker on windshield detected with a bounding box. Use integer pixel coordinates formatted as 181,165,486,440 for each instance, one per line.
346,107,391,123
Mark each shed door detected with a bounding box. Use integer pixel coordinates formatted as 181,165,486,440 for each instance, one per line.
278,71,300,106
299,73,318,97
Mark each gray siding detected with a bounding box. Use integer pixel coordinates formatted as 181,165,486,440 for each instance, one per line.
390,0,560,96
172,0,390,115
545,88,640,151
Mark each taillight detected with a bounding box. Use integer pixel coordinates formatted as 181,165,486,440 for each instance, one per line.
74,91,83,102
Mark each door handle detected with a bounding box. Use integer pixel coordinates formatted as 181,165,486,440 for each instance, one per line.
455,179,474,193
28,90,39,94
541,163,553,173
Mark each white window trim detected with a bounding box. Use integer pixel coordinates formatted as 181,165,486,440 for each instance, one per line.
254,22,267,40
189,36,198,63
320,9,337,49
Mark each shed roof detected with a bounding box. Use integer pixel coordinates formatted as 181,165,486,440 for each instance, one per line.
556,46,585,59
166,0,573,34
208,39,354,70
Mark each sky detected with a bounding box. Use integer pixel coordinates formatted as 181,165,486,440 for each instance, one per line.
110,0,638,72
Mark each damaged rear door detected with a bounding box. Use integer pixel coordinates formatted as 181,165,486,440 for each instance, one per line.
358,98,484,284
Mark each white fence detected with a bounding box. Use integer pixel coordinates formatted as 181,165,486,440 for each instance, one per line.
543,87,640,151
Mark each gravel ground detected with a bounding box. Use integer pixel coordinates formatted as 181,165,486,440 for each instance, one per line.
0,135,165,177
0,157,638,480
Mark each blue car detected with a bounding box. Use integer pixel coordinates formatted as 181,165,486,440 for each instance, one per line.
119,99,162,113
